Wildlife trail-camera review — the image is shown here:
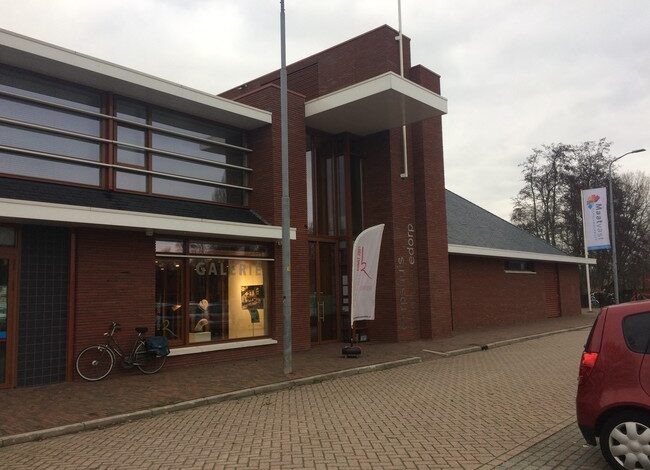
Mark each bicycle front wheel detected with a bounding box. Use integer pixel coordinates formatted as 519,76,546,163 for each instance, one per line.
76,345,114,381
134,342,166,374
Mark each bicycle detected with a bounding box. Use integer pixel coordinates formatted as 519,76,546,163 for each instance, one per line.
75,322,166,381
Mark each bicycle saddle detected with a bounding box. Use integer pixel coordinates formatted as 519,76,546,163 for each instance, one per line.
135,327,148,334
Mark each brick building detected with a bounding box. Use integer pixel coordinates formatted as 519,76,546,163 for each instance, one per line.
0,26,593,388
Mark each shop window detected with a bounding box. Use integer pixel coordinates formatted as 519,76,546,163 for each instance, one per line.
155,239,270,345
504,260,535,273
155,259,184,343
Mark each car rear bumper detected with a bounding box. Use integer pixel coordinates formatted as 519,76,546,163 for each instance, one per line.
578,424,597,446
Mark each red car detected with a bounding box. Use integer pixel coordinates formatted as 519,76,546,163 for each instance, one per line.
577,300,650,469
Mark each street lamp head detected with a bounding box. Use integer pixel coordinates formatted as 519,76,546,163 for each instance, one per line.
611,148,647,166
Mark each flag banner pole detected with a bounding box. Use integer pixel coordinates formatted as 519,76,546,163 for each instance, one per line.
343,224,385,358
580,190,593,311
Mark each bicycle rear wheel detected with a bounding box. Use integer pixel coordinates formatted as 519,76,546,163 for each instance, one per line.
134,342,166,374
76,345,114,381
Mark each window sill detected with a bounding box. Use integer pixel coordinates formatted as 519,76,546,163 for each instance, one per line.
169,337,278,356
504,270,536,275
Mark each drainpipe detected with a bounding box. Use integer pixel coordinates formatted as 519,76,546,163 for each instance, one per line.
397,0,408,178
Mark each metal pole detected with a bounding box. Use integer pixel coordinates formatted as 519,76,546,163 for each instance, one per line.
580,194,593,311
397,0,408,179
608,163,619,304
280,0,292,374
606,148,646,304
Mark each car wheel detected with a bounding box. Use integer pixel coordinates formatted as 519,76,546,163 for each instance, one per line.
600,411,650,469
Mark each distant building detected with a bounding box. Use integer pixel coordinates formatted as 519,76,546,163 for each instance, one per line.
0,26,593,388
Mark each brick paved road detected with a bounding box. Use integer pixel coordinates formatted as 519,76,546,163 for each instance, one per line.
499,422,607,469
0,330,605,469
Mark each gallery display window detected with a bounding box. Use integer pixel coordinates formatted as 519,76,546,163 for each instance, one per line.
155,239,271,346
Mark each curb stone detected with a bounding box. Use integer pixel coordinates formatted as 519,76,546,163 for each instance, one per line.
0,356,421,449
422,324,592,358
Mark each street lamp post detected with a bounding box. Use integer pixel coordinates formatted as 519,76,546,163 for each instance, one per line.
608,148,646,304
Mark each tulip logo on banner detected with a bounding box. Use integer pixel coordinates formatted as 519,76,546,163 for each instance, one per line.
351,224,385,325
581,187,611,251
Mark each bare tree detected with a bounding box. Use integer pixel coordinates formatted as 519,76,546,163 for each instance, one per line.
511,139,650,301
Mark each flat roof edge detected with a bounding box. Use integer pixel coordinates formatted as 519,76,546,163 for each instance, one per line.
448,243,597,265
305,71,447,117
0,28,272,128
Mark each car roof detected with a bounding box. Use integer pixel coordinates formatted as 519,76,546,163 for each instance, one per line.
603,300,650,317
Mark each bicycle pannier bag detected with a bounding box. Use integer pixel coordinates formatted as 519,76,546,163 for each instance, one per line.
145,336,170,357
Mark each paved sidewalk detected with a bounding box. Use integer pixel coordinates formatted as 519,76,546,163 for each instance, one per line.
0,311,596,438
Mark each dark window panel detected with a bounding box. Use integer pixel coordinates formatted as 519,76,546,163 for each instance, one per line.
0,124,101,161
116,148,145,167
188,241,269,258
152,155,244,186
151,108,243,147
0,227,15,246
0,96,101,136
504,260,535,272
155,240,184,253
152,177,243,205
152,132,245,167
0,152,100,186
155,258,184,342
115,98,147,124
115,171,146,192
116,125,145,145
0,65,101,112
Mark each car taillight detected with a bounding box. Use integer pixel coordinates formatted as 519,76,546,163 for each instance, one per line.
579,351,599,382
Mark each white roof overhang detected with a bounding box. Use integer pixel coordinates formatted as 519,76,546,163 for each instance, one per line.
0,28,271,130
448,244,597,265
0,198,296,241
304,71,447,135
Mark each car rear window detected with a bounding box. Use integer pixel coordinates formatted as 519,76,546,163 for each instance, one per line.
623,312,650,353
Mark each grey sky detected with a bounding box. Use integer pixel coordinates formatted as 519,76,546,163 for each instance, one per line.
1,0,648,219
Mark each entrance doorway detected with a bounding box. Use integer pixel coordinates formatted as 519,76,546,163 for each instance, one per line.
0,229,18,389
309,241,339,343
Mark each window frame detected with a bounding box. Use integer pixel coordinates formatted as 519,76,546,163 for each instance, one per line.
155,238,274,347
0,66,254,207
504,259,536,274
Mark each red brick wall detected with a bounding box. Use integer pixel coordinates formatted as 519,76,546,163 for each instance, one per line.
449,256,583,330
235,85,310,352
361,131,397,342
558,264,581,316
450,256,547,330
72,227,297,377
409,65,452,338
74,228,155,358
221,25,411,101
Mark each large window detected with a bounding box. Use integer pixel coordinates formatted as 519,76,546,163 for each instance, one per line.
0,65,103,186
0,65,252,205
155,239,271,345
114,98,250,205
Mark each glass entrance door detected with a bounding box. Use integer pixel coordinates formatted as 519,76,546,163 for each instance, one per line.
309,242,339,343
0,258,11,387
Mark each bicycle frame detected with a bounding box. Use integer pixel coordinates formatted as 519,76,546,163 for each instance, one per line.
101,324,146,365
